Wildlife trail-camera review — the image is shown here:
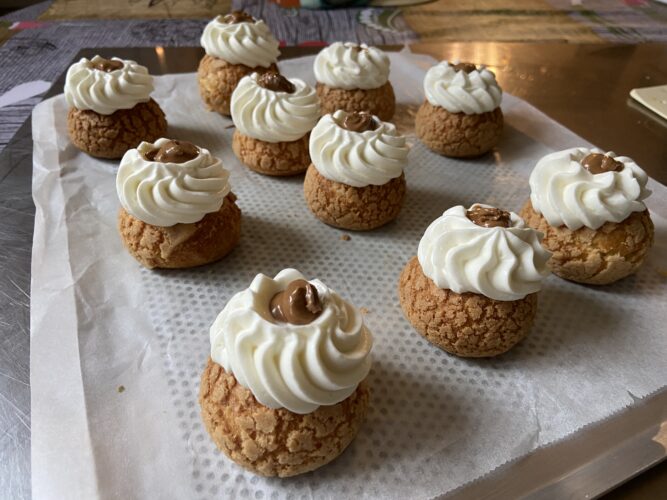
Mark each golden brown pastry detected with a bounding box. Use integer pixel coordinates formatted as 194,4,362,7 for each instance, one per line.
116,138,240,269
313,42,395,121
201,269,373,476
415,103,502,158
316,83,395,122
415,61,503,158
198,56,278,116
200,360,369,477
230,72,319,176
198,11,280,116
118,195,240,269
303,110,409,230
399,204,551,357
523,147,654,284
64,55,167,159
304,166,405,231
399,257,537,357
232,131,310,176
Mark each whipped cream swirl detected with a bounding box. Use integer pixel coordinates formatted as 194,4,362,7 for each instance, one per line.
200,16,280,68
64,56,153,115
418,205,551,301
314,42,390,90
210,269,373,414
116,138,231,227
231,73,320,143
309,110,408,187
529,147,651,230
424,61,502,114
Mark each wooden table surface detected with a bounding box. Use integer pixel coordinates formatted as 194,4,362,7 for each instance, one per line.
414,42,667,183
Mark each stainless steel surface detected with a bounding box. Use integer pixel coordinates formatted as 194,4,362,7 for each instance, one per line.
0,118,32,500
1,45,666,500
450,389,667,499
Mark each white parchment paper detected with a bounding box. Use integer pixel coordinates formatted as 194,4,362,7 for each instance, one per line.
31,51,667,500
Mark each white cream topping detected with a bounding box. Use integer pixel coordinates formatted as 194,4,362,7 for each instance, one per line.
200,16,280,68
314,42,390,90
210,269,372,414
231,73,320,143
418,205,551,301
309,110,408,187
529,147,651,231
116,138,231,227
423,61,502,114
64,56,154,115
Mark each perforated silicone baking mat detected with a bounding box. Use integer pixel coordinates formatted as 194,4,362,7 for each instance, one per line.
30,52,667,500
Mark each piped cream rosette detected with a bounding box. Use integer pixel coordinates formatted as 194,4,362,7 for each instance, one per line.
418,205,551,301
64,55,154,115
314,42,390,90
309,110,409,188
209,269,373,414
116,138,231,227
231,73,320,143
423,60,502,115
529,147,651,230
200,15,280,68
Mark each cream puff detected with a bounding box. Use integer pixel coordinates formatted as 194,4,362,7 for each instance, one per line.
399,204,551,357
231,71,320,176
116,138,240,268
198,11,280,116
415,61,503,158
200,268,372,477
314,42,395,121
304,110,408,230
520,147,654,285
65,55,167,159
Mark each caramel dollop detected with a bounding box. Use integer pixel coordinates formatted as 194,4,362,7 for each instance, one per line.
270,279,323,325
257,71,295,93
340,111,378,132
145,140,199,163
349,44,366,52
466,205,511,228
452,62,477,73
222,10,254,24
91,57,124,72
581,153,624,174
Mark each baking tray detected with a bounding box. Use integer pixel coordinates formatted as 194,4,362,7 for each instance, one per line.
2,46,666,499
